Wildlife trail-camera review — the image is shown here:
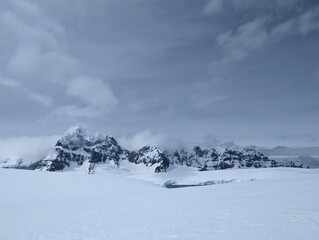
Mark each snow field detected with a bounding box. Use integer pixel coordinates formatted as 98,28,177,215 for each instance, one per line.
0,167,319,240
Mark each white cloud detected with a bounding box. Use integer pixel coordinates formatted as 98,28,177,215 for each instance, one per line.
216,6,319,64
0,0,119,119
0,75,54,107
203,0,305,15
203,0,224,15
25,90,54,108
10,0,40,15
8,46,79,83
52,105,101,118
271,19,296,37
0,8,63,50
7,46,42,76
211,2,319,64
0,135,59,163
0,75,21,88
118,130,165,150
191,94,228,108
0,1,67,85
298,7,319,34
159,105,176,116
43,52,79,83
66,76,119,110
216,17,269,64
271,7,319,38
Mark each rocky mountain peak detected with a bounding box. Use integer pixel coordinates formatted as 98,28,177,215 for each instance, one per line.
23,127,308,174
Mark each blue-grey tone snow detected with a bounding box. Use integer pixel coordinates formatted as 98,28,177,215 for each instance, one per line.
1,167,319,240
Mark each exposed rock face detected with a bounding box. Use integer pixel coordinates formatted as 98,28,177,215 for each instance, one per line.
128,145,170,172
169,146,272,171
27,126,289,174
29,126,169,173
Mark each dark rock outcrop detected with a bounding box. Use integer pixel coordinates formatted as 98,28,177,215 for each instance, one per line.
22,126,288,174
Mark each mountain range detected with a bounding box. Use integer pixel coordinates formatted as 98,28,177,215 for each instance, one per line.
1,126,311,173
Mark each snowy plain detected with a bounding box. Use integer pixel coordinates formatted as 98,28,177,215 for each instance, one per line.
1,167,319,240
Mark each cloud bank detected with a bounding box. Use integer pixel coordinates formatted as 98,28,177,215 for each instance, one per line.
0,135,59,162
0,0,118,119
0,0,318,147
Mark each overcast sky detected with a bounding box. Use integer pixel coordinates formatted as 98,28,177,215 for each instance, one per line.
0,0,319,150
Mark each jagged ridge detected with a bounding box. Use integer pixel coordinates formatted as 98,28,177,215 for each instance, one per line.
29,126,169,173
27,126,304,173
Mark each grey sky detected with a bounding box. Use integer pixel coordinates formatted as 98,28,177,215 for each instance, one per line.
0,0,319,148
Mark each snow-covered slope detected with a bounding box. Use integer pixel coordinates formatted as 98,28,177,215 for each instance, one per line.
1,167,318,240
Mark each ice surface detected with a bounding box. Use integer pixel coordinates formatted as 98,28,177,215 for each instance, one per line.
0,167,319,240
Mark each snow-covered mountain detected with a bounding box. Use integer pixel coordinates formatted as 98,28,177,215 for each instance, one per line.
169,147,277,170
11,125,305,174
2,126,312,173
28,126,169,173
